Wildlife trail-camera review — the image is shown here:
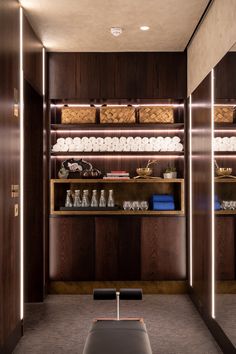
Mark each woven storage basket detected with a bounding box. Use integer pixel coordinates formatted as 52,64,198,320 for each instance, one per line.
139,106,174,123
61,107,96,124
100,106,136,124
214,106,234,123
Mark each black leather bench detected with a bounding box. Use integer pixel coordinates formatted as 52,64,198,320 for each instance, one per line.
82,288,152,354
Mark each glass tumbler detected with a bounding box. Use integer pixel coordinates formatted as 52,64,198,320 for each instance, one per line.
132,201,140,211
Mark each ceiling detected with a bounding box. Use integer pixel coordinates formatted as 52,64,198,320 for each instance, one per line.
20,0,209,52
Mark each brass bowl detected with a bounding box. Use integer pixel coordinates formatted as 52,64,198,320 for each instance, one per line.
216,167,232,176
136,167,153,177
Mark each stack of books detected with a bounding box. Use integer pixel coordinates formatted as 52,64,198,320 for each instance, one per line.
103,171,130,180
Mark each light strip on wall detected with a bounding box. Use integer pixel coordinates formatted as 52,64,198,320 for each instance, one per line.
211,69,215,319
51,154,184,159
19,6,24,321
189,95,193,287
42,47,45,96
50,103,184,108
52,129,184,134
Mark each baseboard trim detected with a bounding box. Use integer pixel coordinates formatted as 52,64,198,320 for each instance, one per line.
49,280,187,294
216,281,236,294
0,320,22,354
189,286,235,354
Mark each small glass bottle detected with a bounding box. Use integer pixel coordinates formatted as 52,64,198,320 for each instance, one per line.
91,189,98,207
99,190,106,207
65,190,73,207
73,190,82,207
107,189,115,207
82,190,90,207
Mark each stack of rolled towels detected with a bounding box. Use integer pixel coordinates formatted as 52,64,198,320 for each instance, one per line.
214,137,236,151
52,136,183,152
150,194,175,211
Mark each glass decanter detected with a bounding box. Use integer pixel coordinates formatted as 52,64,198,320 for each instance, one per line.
99,190,106,207
91,189,98,207
73,190,82,207
81,190,90,207
107,189,115,207
65,190,73,207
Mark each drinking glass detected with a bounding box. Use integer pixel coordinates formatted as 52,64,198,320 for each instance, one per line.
123,201,131,210
132,201,140,211
140,201,149,211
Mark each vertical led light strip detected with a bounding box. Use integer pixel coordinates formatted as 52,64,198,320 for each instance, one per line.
211,69,215,319
42,47,45,96
189,95,193,287
19,7,24,320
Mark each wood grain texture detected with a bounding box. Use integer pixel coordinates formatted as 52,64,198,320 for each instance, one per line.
23,14,43,95
49,217,95,280
48,52,186,100
24,80,44,302
0,0,21,350
141,217,186,280
191,73,212,313
215,217,235,280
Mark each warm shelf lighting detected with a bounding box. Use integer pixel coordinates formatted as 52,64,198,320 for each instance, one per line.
140,26,150,31
52,129,184,134
51,154,184,159
20,6,24,321
50,103,184,108
189,94,193,287
211,69,215,319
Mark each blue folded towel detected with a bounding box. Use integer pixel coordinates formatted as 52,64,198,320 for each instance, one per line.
151,194,174,202
152,201,175,211
214,201,221,210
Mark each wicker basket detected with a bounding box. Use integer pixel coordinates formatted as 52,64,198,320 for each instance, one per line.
100,106,136,124
139,106,174,123
61,107,96,124
214,106,234,123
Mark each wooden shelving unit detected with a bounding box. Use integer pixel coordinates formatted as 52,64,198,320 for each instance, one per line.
50,178,185,216
51,123,185,131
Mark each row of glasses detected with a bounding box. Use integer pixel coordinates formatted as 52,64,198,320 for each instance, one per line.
123,200,149,211
221,200,236,210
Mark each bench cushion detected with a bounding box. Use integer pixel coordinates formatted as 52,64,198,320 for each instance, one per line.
83,320,152,354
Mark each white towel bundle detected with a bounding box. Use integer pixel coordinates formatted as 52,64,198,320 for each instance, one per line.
52,135,183,152
214,136,236,151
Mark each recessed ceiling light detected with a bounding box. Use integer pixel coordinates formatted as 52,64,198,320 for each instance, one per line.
110,27,123,37
140,26,150,31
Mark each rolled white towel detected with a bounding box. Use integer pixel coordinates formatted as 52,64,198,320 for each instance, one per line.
69,143,76,152
61,145,69,152
156,136,164,143
167,142,175,151
75,143,84,152
142,137,149,144
65,137,73,145
138,144,145,152
164,136,172,144
222,137,230,144
73,137,81,145
145,143,153,151
113,137,119,144
134,136,142,143
176,143,183,151
172,136,181,144
149,137,156,144
81,137,89,144
57,138,65,145
124,144,130,151
92,143,99,152
153,143,161,152
52,143,62,152
84,144,92,152
130,144,137,151
215,137,222,143
127,136,134,144
120,136,126,144
97,137,103,145
104,137,112,144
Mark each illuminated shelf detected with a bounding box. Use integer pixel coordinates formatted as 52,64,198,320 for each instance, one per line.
215,210,236,215
51,151,184,157
215,123,236,131
50,178,185,216
51,123,184,131
214,152,236,156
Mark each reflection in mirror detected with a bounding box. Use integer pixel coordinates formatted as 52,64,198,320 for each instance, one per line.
214,42,236,348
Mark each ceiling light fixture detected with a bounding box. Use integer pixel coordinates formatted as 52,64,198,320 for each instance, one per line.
110,27,123,37
140,25,150,31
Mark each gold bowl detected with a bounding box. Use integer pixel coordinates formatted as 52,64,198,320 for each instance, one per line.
136,167,153,177
215,167,232,176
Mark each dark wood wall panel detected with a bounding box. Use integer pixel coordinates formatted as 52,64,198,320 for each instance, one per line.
50,217,95,280
49,52,187,100
24,80,44,301
141,217,186,280
0,0,21,351
191,73,212,313
215,217,235,280
23,14,45,303
23,15,43,95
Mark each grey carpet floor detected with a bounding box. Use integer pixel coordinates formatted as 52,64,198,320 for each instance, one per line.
14,295,222,354
216,294,236,348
